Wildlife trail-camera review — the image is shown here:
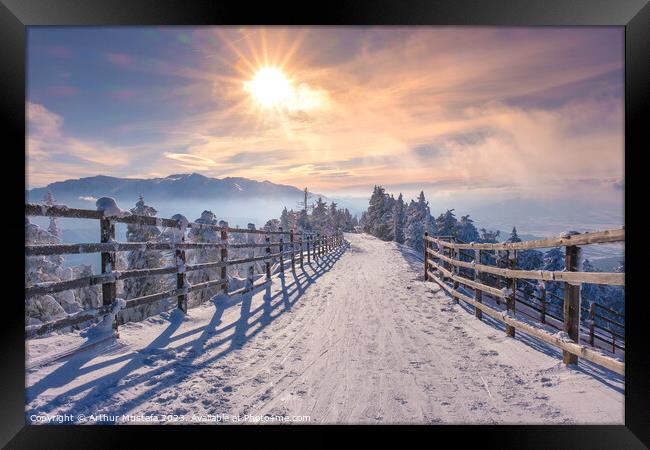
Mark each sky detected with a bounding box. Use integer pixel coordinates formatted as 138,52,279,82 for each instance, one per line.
27,26,624,209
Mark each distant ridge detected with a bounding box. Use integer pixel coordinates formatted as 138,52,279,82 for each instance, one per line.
27,173,326,207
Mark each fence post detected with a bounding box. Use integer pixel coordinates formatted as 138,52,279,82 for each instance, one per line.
265,234,271,280
279,227,284,273
290,229,295,271
475,249,482,320
220,222,229,294
588,302,595,346
176,220,187,313
539,282,546,324
563,244,580,365
299,233,304,268
505,250,516,338
424,232,429,281
99,217,117,309
451,244,459,304
307,234,311,264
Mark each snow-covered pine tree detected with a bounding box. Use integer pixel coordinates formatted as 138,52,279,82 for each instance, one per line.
433,209,457,238
391,193,406,244
456,214,479,244
297,209,312,232
311,197,328,233
350,214,359,230
25,218,80,324
505,227,521,243
264,219,280,232
121,196,166,322
404,192,431,252
187,210,221,306
280,207,290,231
43,191,61,238
328,202,338,234
365,186,393,240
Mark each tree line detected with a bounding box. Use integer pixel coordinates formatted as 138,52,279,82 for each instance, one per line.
359,185,624,320
263,197,359,235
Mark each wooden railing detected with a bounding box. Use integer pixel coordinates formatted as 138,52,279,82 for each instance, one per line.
423,228,625,375
25,203,347,339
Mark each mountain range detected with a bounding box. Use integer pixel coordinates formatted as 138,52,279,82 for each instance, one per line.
27,173,320,206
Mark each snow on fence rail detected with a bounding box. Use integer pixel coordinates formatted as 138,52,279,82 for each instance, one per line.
423,228,625,376
25,203,347,339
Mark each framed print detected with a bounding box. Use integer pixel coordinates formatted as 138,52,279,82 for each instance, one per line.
2,0,648,447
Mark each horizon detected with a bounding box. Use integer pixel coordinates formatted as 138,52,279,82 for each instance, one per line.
28,26,623,212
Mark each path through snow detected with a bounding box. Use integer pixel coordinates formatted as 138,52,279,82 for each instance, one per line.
26,233,623,424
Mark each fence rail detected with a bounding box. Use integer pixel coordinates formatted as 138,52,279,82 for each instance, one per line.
26,203,347,339
423,227,625,375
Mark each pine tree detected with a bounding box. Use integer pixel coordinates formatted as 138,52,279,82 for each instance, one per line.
456,214,480,243
264,219,280,232
280,207,290,231
311,197,329,233
25,218,79,324
43,191,61,238
433,209,457,237
187,210,221,306
505,227,521,243
122,196,166,320
391,193,406,244
365,186,394,240
404,192,431,252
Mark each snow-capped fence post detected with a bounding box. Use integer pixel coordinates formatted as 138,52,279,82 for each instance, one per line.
423,232,429,281
175,220,187,313
474,249,482,321
278,227,285,273
563,244,581,365
99,216,117,309
220,222,229,294
290,229,295,271
505,250,517,338
265,235,272,280
315,232,320,261
307,234,311,264
299,233,304,268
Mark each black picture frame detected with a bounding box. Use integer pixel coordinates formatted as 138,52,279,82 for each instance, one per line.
2,0,647,447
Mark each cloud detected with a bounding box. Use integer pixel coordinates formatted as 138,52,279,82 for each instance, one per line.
27,102,133,186
26,27,624,205
163,152,217,169
226,149,295,164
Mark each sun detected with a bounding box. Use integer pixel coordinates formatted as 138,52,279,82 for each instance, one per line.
245,67,293,108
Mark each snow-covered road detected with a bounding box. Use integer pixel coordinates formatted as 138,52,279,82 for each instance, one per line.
26,233,623,424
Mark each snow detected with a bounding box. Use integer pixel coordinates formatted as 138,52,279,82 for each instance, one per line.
79,298,125,341
95,197,129,218
25,234,622,425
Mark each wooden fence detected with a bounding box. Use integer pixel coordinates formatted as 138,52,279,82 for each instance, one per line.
25,203,346,339
423,228,625,375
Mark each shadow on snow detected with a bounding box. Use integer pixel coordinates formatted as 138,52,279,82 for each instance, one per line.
26,243,350,422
